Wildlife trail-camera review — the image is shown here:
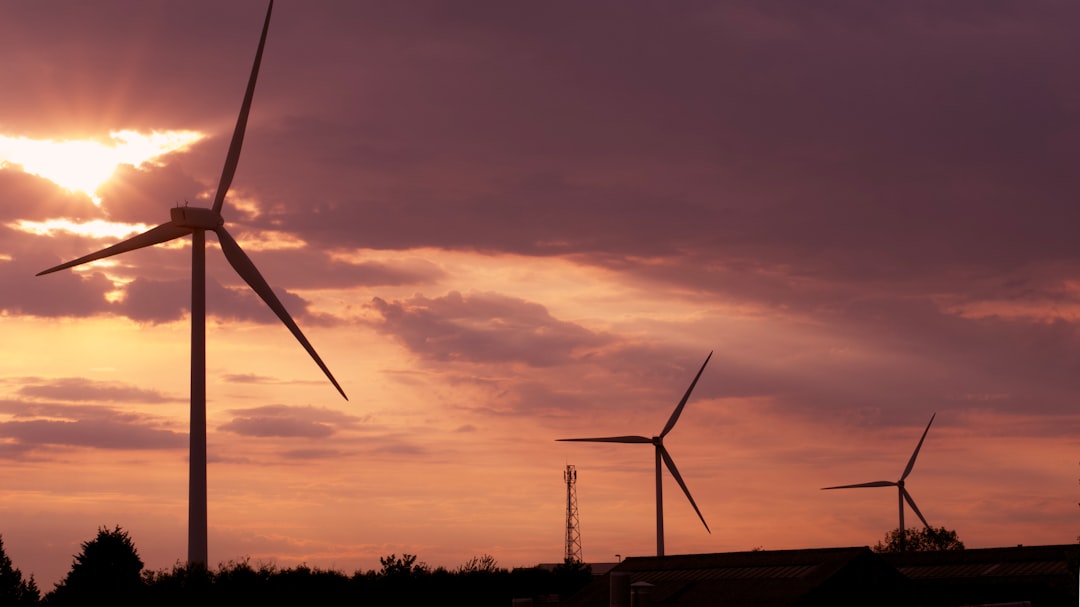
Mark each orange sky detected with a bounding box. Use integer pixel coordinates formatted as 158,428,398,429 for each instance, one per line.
1,0,1078,589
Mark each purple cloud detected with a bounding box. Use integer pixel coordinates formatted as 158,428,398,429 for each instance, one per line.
369,291,613,366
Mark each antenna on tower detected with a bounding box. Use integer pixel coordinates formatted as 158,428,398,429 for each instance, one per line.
564,464,583,563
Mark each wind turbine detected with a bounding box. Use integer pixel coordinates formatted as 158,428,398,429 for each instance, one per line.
557,352,713,557
821,413,936,552
36,0,346,567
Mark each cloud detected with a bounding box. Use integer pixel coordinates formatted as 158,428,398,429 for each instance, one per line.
0,245,320,324
221,373,277,385
0,169,97,221
16,377,178,404
10,0,1079,326
0,418,185,451
280,448,348,460
220,416,334,439
369,291,613,366
0,398,185,455
0,224,115,317
219,404,364,438
118,274,318,325
97,161,208,224
218,247,447,291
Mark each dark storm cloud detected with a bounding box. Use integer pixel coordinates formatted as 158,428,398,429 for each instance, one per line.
369,291,613,366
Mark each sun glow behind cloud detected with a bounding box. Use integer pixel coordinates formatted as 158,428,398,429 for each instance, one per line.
0,129,203,203
12,218,153,240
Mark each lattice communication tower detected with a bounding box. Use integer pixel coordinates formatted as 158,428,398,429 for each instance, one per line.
564,464,583,563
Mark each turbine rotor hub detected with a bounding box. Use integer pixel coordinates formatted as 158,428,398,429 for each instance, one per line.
171,206,224,229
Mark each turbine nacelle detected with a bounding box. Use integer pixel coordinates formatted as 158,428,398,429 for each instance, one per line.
171,206,224,229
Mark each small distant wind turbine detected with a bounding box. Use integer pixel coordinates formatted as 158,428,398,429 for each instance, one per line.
36,0,346,567
557,352,713,557
821,413,936,552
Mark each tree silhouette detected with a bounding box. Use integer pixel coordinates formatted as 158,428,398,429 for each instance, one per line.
458,554,501,574
0,535,39,606
872,526,964,553
378,553,428,577
46,526,144,606
37,544,594,606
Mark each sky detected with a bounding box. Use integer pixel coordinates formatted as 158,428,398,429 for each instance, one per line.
0,0,1077,589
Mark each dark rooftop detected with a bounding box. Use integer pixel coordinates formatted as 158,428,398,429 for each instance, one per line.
563,544,1080,607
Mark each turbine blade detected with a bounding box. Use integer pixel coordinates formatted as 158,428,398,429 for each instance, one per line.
212,0,274,214
660,351,713,438
556,436,653,444
821,480,896,490
901,413,936,481
902,487,931,528
659,445,710,533
214,226,347,400
37,222,192,276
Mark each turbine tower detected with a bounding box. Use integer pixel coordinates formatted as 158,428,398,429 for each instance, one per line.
564,464,583,563
36,1,346,567
821,413,936,552
557,352,713,557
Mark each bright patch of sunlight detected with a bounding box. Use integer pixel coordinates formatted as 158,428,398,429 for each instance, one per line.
0,129,203,203
11,218,153,240
232,229,306,251
224,192,263,219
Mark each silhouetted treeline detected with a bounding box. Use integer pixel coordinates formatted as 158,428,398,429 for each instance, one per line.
2,527,592,606
872,526,965,553
0,535,40,606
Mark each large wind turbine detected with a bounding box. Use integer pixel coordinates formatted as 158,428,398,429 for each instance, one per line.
821,413,936,552
36,1,346,567
557,352,713,557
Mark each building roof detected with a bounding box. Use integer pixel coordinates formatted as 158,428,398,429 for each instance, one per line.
564,547,915,607
882,543,1080,607
563,544,1080,607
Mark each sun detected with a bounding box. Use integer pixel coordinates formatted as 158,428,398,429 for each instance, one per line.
0,129,204,204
